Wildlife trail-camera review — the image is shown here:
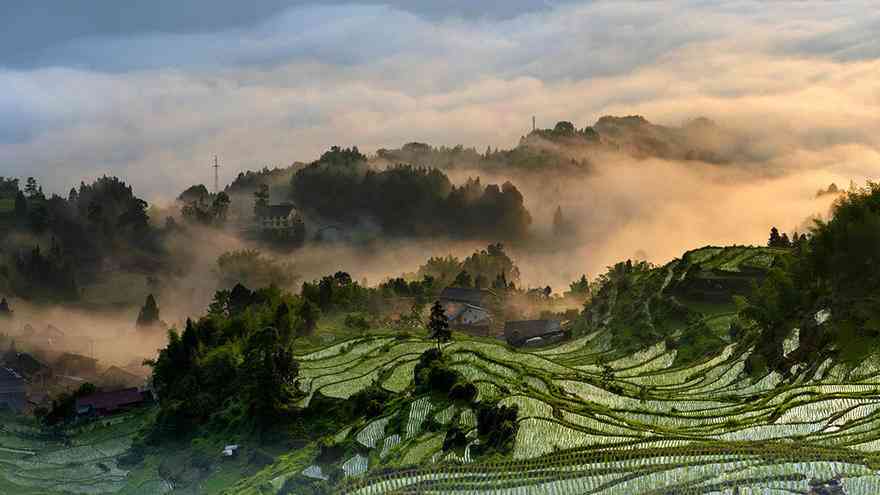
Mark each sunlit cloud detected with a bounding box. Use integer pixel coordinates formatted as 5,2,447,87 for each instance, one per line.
0,0,877,204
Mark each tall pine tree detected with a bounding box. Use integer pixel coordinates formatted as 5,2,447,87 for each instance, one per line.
0,297,11,318
427,301,451,352
136,294,160,328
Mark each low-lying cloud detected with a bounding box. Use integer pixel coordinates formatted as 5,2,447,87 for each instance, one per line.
1,1,877,199
1,1,880,323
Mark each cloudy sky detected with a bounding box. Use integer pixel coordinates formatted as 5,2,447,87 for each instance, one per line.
1,1,879,200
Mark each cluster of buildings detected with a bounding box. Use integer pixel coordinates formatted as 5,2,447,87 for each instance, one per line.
437,287,568,348
74,387,150,417
254,204,303,232
249,203,306,245
0,322,151,417
0,367,26,412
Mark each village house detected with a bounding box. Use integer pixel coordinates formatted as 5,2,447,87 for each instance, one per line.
75,387,147,417
20,323,64,348
504,320,566,347
255,204,303,230
54,352,98,377
446,304,493,337
438,287,496,336
99,366,144,389
0,367,25,412
2,348,50,379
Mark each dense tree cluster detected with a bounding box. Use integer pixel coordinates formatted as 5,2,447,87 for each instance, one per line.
741,182,880,369
417,243,520,289
291,147,532,240
149,284,307,431
177,184,230,226
0,175,164,301
474,402,519,454
300,271,371,313
216,250,299,290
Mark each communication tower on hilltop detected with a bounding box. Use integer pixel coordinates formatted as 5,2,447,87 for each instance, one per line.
213,156,220,193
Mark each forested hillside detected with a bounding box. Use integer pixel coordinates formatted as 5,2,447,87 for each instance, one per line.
0,176,165,302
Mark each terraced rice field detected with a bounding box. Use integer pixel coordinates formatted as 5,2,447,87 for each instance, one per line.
0,410,169,494
294,326,880,494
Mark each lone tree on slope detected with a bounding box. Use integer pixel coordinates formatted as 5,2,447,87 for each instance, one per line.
768,227,792,248
427,300,451,352
0,298,11,318
136,294,160,328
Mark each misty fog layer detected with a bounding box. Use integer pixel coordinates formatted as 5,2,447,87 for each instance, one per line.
1,1,877,198
2,0,879,370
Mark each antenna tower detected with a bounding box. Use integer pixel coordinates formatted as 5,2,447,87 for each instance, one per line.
213,156,220,193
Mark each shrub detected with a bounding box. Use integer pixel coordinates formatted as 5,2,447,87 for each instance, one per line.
443,426,468,452
414,348,461,393
349,385,392,419
316,437,346,464
475,402,519,453
448,382,478,403
344,313,371,333
189,438,215,470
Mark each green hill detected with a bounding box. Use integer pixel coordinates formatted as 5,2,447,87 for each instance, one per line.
10,246,880,495
235,306,880,494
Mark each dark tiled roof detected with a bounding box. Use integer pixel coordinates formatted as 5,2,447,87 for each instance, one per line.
76,388,143,412
56,353,98,371
100,366,143,387
504,320,562,344
0,368,25,412
38,325,65,339
256,204,296,219
439,287,494,306
0,367,23,385
3,352,47,376
447,304,492,325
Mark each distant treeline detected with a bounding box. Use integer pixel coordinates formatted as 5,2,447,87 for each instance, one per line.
741,182,880,369
0,176,164,301
290,146,532,240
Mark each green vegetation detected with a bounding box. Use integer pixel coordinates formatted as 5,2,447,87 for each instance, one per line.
8,254,880,493
291,147,532,240
11,175,880,493
416,242,520,289
0,175,162,303
136,294,161,329
178,185,231,226
740,182,880,369
216,250,299,290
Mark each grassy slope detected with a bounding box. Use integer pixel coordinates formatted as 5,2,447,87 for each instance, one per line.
0,408,167,495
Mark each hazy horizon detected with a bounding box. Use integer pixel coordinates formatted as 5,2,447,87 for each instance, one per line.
1,0,877,202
